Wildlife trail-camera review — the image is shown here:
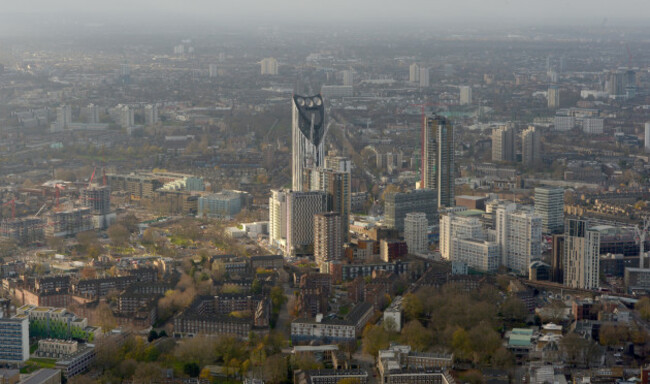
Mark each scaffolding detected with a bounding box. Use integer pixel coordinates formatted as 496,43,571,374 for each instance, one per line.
0,217,45,245
46,207,93,237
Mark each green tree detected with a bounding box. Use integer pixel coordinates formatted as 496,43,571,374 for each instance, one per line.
362,325,391,356
400,320,433,352
108,224,130,247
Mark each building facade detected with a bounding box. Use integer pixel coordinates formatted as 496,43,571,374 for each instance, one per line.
564,219,600,290
496,203,542,275
422,114,454,208
286,191,328,256
491,124,515,162
314,212,343,273
385,189,437,232
522,126,541,167
292,94,326,191
534,186,564,234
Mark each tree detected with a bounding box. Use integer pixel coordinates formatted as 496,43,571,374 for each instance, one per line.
561,333,590,366
270,286,286,312
492,347,514,369
400,320,433,352
293,353,324,370
147,330,159,343
451,328,472,360
402,292,423,321
500,296,528,322
362,325,391,356
174,335,216,367
636,297,650,321
184,362,201,377
263,354,287,384
118,213,140,233
94,301,116,331
132,362,163,383
108,224,130,247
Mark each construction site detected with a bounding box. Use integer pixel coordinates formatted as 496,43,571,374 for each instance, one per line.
46,207,94,238
0,217,45,245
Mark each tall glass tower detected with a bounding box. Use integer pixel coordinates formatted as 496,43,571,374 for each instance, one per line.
292,94,325,191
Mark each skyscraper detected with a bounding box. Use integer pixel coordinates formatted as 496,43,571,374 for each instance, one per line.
495,203,542,275
404,212,428,255
314,212,342,273
534,186,564,234
409,63,420,83
419,67,430,88
547,85,560,109
422,114,454,207
55,105,72,132
522,126,541,167
564,219,600,289
459,86,472,105
144,104,158,126
86,104,99,124
320,169,351,242
209,64,218,78
491,124,515,162
439,213,484,260
286,191,328,256
292,94,326,191
342,70,354,86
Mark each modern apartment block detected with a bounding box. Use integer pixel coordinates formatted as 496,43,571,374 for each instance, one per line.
0,316,29,363
495,203,542,275
385,189,437,232
534,186,564,234
422,114,454,207
564,219,601,290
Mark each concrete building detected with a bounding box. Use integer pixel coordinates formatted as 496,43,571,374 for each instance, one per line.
198,191,243,218
377,345,455,384
292,94,326,191
0,316,29,363
422,114,454,207
319,168,351,242
409,63,420,83
118,105,134,129
260,57,278,75
208,64,218,78
534,186,564,234
144,104,158,126
522,126,541,167
496,203,542,275
54,105,71,132
492,123,516,162
404,212,428,255
383,296,403,332
419,67,430,88
46,208,93,238
342,70,354,86
314,212,342,273
84,104,99,124
564,219,600,290
0,217,45,246
582,118,604,134
385,189,437,232
18,369,61,384
295,370,368,384
548,85,560,109
459,85,472,105
269,189,288,249
286,191,328,256
452,238,500,273
439,213,484,261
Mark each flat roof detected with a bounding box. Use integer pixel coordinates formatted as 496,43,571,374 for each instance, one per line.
19,369,60,384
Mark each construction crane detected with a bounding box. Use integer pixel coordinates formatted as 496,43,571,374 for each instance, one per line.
54,184,65,210
88,167,97,188
634,217,650,269
34,203,47,217
1,199,16,219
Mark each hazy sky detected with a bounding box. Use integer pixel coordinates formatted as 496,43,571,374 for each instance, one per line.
4,0,650,25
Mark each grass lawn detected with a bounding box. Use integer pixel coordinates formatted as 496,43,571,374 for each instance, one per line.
21,358,58,374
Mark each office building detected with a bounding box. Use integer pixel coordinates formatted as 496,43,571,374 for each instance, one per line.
53,105,71,132
286,191,328,256
459,85,472,105
452,238,500,272
439,213,484,261
564,219,601,290
645,122,650,152
292,94,326,191
85,104,99,124
522,126,541,167
582,118,603,134
342,70,354,86
404,212,428,255
314,213,342,273
409,63,419,83
534,186,564,234
496,203,542,275
0,316,29,363
385,189,437,232
260,57,278,75
548,85,560,109
492,123,516,162
144,104,158,126
423,114,454,207
419,67,430,87
198,191,243,218
554,115,575,131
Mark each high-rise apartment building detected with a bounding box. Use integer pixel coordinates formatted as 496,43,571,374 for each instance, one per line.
522,126,541,167
320,169,351,242
286,191,328,256
607,70,625,96
385,189,437,232
144,104,158,126
459,86,472,105
0,316,29,363
85,103,99,124
548,85,560,109
260,58,278,75
645,122,650,153
419,67,430,88
209,64,218,78
439,213,484,260
409,63,420,83
292,94,326,191
54,105,72,132
491,123,515,162
534,186,564,234
582,118,603,134
119,105,134,129
495,203,542,275
314,212,342,272
422,114,454,207
342,70,354,86
551,234,565,283
564,219,600,289
404,212,428,255
269,189,288,250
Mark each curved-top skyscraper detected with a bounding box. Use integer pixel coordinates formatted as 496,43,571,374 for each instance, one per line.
292,94,325,191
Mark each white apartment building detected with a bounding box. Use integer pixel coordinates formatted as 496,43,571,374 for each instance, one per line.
404,212,428,255
452,238,500,273
564,219,601,289
439,214,484,260
459,85,472,105
496,203,542,275
582,118,604,134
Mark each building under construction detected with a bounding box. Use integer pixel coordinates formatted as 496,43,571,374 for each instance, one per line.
107,174,162,200
0,217,45,245
81,185,116,229
47,207,93,237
